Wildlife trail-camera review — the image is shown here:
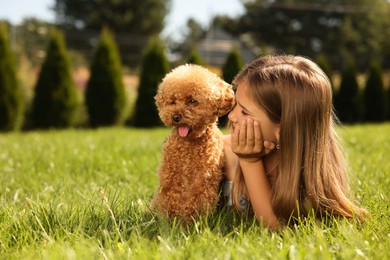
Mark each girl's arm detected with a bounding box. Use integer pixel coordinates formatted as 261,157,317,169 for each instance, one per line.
232,118,279,229
239,160,279,229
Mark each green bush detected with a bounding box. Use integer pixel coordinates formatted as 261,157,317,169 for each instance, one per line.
316,53,334,95
222,45,244,84
186,47,204,65
334,58,361,123
0,22,24,131
30,27,78,129
220,45,243,126
363,61,386,122
85,28,126,127
132,37,169,127
387,84,390,121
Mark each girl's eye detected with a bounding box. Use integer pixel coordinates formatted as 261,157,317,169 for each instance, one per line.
241,110,249,116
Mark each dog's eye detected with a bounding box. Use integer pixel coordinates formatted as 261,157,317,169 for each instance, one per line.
188,99,198,105
169,101,176,106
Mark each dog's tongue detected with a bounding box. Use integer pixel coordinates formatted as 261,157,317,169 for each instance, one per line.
178,126,190,137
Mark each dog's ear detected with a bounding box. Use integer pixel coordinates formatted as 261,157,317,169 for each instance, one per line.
154,83,164,110
216,81,235,117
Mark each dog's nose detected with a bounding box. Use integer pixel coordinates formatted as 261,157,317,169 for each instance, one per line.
172,114,181,123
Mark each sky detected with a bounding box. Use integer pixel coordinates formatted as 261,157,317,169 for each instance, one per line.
0,0,244,37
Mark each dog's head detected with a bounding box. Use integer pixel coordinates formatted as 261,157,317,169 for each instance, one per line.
155,64,235,138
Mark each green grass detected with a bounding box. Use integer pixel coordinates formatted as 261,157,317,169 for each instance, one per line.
0,124,389,259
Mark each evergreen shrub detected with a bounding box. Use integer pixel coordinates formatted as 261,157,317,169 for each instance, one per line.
31,27,78,129
222,45,244,84
0,22,23,131
85,28,126,127
316,54,334,94
220,45,243,126
186,47,204,66
363,61,386,122
387,81,390,120
132,37,169,127
334,58,361,123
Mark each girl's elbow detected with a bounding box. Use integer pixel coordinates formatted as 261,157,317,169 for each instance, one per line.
256,213,280,230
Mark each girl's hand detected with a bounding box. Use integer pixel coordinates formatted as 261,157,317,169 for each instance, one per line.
231,118,276,163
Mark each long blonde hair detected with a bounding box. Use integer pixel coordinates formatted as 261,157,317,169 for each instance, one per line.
231,55,368,222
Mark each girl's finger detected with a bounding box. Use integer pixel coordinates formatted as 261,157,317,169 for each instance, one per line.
246,119,255,147
232,125,239,149
239,120,247,146
263,141,276,155
253,120,262,151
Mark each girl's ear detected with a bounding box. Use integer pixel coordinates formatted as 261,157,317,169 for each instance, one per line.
274,127,281,150
275,127,280,142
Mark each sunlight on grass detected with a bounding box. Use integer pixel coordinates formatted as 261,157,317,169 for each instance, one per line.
0,124,389,259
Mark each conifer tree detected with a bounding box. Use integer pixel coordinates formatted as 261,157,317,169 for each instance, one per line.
132,38,169,127
387,80,390,121
85,28,126,127
363,61,386,122
0,22,24,131
316,54,334,95
220,45,243,126
31,27,78,129
334,58,361,123
387,87,390,121
186,47,204,66
222,45,244,84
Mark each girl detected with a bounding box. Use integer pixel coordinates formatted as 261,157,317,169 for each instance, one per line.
223,55,368,229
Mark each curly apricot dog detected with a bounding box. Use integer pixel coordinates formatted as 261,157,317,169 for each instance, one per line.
151,64,235,221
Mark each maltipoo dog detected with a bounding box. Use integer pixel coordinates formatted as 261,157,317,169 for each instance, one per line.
151,64,235,221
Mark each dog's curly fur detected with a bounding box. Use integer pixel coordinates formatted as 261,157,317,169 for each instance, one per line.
151,64,235,220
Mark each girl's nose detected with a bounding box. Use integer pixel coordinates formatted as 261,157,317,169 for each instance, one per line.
228,109,237,123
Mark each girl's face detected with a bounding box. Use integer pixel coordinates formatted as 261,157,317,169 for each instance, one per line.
228,81,280,143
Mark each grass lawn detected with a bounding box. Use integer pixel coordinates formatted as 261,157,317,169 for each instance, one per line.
0,124,389,259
